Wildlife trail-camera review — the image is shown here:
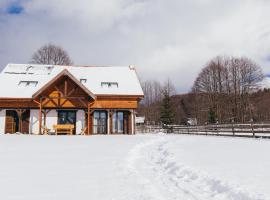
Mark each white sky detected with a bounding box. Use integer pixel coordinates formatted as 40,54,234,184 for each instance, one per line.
0,0,270,92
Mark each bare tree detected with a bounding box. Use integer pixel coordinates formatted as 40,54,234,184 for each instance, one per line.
31,44,72,65
138,79,176,125
192,56,264,123
138,80,163,124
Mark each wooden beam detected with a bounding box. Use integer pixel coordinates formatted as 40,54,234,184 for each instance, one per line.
60,99,69,107
109,110,113,134
39,98,42,135
41,96,86,100
43,98,58,107
54,85,64,97
88,103,90,135
57,97,60,107
78,98,87,107
64,78,68,96
33,99,40,105
67,86,77,96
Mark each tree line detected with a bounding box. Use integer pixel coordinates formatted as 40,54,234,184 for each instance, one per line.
138,56,270,125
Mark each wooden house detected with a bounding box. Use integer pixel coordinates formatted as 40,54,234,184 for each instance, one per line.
0,64,144,135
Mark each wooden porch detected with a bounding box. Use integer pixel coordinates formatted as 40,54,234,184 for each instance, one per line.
32,69,95,135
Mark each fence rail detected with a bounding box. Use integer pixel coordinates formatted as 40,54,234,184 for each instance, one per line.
136,123,270,138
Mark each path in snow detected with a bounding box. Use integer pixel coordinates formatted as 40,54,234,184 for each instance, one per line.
125,136,263,200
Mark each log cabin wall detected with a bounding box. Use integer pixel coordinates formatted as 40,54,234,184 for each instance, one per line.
0,92,140,135
5,110,17,133
0,107,137,135
4,110,30,134
20,110,30,133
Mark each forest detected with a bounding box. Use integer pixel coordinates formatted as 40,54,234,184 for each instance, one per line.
138,56,270,125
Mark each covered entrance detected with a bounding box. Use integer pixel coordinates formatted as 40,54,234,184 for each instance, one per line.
32,69,96,135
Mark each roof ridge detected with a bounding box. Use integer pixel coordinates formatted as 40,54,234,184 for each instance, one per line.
7,63,133,68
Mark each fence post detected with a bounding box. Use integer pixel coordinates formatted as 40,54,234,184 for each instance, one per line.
216,120,219,135
231,119,235,136
251,119,255,137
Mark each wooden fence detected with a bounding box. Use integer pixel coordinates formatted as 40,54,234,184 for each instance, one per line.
136,123,270,138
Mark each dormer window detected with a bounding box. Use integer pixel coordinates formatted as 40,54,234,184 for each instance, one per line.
18,81,38,87
80,79,87,83
101,82,118,88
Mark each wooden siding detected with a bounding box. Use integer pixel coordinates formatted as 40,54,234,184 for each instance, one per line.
0,97,139,109
5,110,17,133
0,99,37,108
5,110,30,134
91,99,137,109
21,110,30,133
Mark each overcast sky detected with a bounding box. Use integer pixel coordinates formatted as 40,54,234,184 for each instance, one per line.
0,0,270,93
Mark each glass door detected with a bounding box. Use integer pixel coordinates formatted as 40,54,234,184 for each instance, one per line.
113,111,124,134
57,110,76,134
93,111,107,134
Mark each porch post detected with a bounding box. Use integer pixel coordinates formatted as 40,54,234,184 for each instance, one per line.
107,109,110,134
87,103,90,135
39,98,42,135
131,109,135,134
43,110,47,135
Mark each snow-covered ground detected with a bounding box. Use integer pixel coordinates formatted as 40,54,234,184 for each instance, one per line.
0,134,269,200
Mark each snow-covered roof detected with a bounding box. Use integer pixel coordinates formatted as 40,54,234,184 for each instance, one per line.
0,64,144,98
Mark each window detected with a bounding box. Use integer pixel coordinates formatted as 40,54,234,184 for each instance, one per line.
18,81,38,87
80,79,87,83
101,82,118,88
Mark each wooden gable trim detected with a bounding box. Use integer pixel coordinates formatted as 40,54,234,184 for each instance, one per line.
32,69,96,99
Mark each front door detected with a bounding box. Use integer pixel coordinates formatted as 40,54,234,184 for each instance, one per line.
5,110,30,134
93,111,107,134
112,111,130,134
57,110,76,134
5,110,19,133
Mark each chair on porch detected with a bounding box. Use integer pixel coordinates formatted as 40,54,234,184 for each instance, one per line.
41,125,50,135
79,127,87,135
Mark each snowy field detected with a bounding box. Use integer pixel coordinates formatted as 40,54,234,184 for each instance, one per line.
0,134,269,200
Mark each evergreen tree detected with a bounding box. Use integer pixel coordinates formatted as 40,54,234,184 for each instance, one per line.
208,108,216,124
160,84,174,127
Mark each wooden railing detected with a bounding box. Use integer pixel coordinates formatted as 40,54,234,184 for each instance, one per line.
136,123,270,138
